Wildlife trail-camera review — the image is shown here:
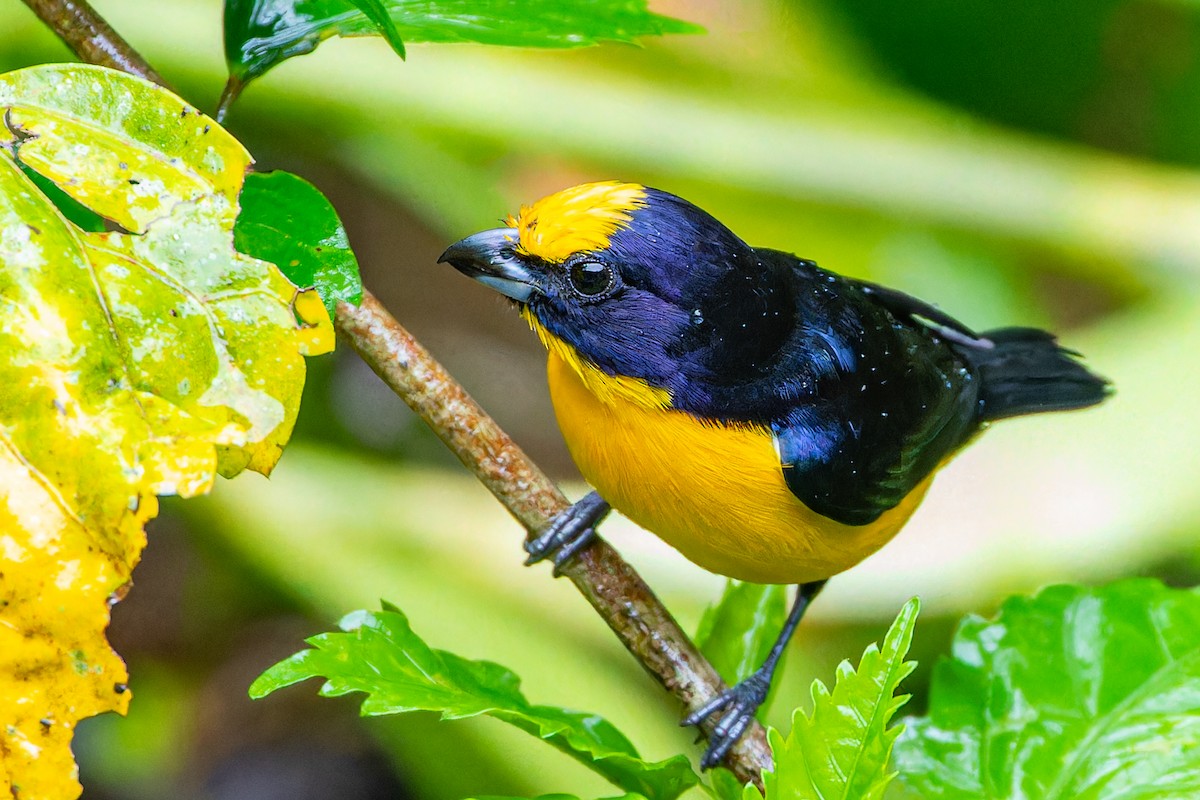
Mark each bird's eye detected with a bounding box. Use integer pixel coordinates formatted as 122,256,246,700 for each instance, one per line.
568,261,615,298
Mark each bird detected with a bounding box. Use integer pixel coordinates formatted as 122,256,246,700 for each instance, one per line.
439,181,1109,770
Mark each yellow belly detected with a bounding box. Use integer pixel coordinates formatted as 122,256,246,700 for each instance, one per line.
546,350,931,584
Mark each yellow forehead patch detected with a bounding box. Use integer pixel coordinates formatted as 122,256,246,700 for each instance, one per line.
507,181,646,263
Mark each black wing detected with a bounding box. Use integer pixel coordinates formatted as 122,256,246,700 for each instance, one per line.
848,277,995,350
762,253,984,526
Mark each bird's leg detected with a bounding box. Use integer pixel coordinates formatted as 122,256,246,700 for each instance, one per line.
525,490,611,576
683,579,827,769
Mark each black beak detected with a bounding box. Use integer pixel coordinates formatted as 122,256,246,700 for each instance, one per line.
439,227,540,302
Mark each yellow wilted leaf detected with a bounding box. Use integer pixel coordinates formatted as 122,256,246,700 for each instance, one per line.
0,64,333,798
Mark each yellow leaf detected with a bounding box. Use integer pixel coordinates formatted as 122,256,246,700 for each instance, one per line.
293,287,336,356
0,64,332,798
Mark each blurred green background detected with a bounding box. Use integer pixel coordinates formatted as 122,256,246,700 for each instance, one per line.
3,0,1199,797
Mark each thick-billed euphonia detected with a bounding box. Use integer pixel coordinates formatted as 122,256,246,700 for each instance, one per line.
441,181,1108,768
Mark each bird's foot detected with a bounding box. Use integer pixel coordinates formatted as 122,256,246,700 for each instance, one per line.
525,491,610,576
682,669,772,770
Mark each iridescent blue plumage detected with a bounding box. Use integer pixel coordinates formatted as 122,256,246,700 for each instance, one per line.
519,187,1105,525
441,181,1110,771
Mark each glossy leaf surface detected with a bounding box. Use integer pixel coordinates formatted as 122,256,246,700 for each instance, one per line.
0,63,331,799
223,0,700,86
235,170,363,316
14,159,106,232
747,598,919,800
251,604,699,800
347,0,407,57
893,581,1200,799
695,581,787,685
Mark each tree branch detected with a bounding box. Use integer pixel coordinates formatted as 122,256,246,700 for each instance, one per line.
22,0,773,785
337,294,772,783
19,0,169,88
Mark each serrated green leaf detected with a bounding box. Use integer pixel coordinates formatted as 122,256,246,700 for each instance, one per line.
222,0,702,87
696,580,788,685
251,604,699,800
748,598,919,800
893,580,1200,800
235,170,363,317
704,768,750,800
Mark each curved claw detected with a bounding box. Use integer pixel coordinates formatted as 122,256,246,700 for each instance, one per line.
681,671,772,769
683,582,826,769
681,691,735,728
525,491,610,575
548,526,597,576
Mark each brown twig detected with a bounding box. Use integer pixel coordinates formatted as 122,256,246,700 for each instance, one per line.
19,0,169,88
337,294,772,783
22,0,773,786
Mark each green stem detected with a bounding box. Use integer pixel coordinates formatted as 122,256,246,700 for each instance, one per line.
19,0,773,785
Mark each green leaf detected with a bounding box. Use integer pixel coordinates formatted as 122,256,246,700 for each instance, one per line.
704,769,750,800
472,795,646,800
222,0,702,86
235,170,363,316
696,580,788,685
348,0,406,58
747,598,919,800
251,604,699,800
893,580,1200,800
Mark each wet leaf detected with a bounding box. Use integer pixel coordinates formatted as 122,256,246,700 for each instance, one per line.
347,0,407,58
222,0,701,89
746,598,918,800
893,581,1200,800
695,580,788,685
0,63,331,799
251,604,699,800
235,170,363,317
13,159,106,232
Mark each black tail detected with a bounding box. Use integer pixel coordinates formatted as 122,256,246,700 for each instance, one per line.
962,327,1110,422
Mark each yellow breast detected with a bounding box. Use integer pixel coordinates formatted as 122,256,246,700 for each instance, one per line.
545,349,931,584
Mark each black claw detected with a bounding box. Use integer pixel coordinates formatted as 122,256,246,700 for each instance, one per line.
685,582,827,770
681,692,733,727
701,730,738,769
550,525,597,576
525,491,610,574
683,671,772,770
714,709,753,752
